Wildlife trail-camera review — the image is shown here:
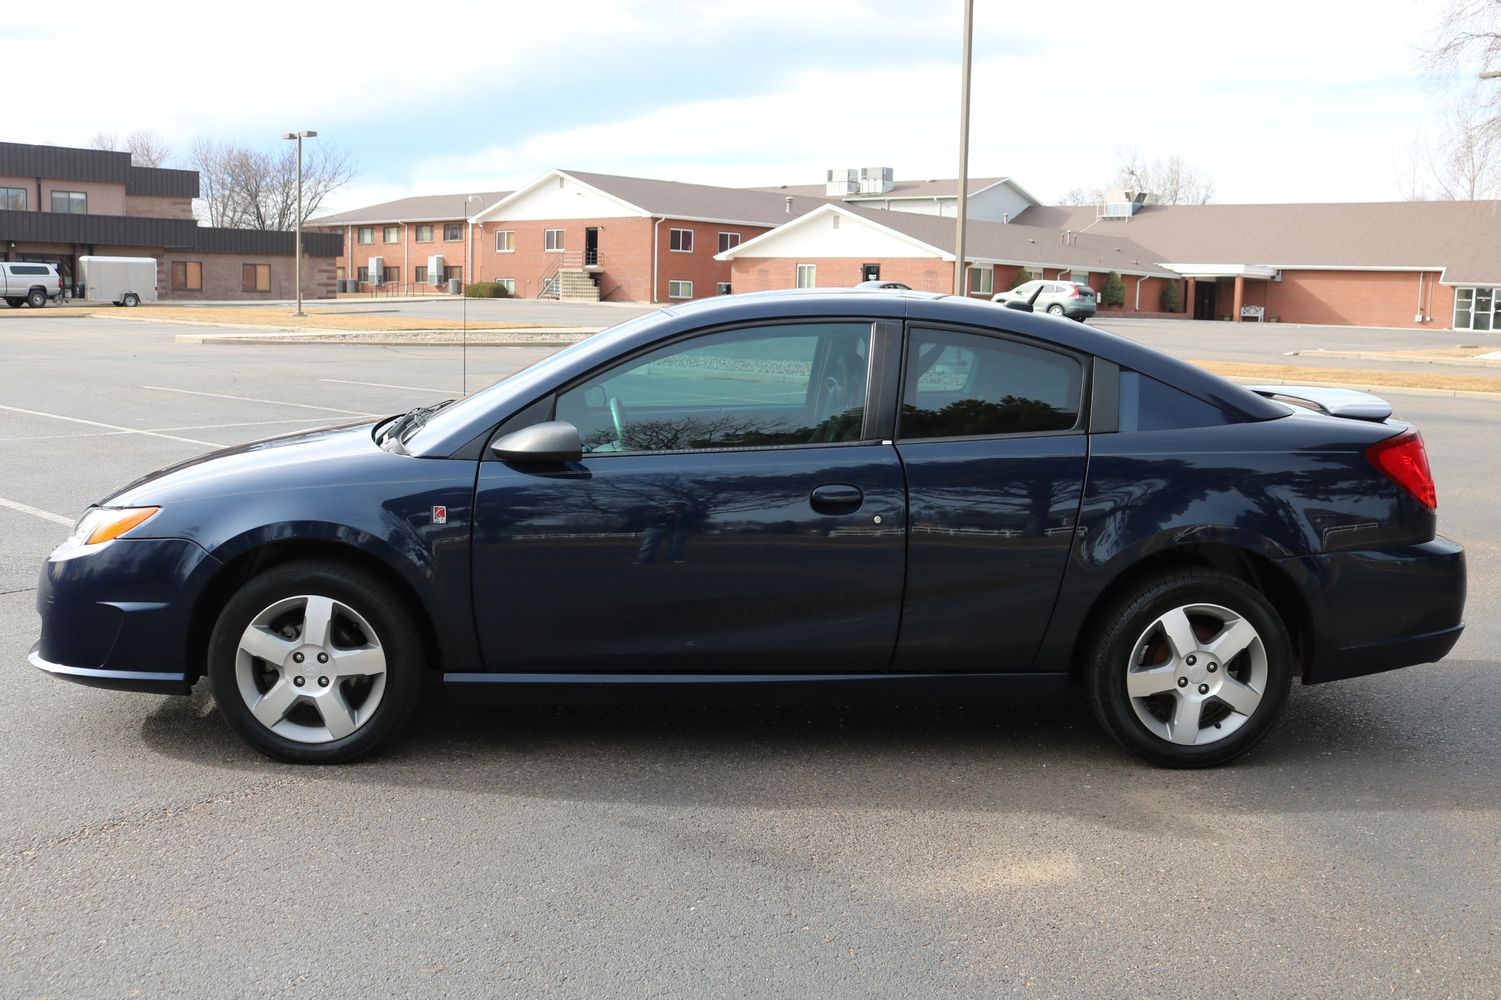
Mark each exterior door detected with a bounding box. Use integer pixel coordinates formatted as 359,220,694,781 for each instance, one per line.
470,321,907,675
585,227,599,266
891,325,1088,673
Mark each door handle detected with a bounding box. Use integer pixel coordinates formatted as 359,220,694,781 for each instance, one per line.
809,483,864,515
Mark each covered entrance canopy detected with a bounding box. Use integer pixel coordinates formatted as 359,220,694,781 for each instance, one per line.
1167,263,1278,322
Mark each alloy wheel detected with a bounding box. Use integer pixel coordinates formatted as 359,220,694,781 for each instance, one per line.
1124,603,1267,747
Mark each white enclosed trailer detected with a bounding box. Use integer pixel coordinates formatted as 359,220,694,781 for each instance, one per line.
77,256,158,307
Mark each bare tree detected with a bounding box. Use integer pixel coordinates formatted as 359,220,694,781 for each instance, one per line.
189,138,355,230
1406,99,1501,199
1428,1,1501,85
1111,149,1215,205
88,129,172,167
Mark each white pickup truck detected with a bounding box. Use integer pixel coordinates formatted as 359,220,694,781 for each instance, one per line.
1,261,63,308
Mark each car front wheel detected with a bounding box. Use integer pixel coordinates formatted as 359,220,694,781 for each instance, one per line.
1084,569,1292,768
207,560,424,763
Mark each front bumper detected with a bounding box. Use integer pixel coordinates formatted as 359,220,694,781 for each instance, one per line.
1284,536,1466,684
28,644,191,694
32,536,221,694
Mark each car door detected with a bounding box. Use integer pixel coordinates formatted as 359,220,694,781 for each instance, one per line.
892,324,1089,673
470,320,907,675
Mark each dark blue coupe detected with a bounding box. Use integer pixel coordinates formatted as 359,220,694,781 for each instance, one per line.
30,291,1466,766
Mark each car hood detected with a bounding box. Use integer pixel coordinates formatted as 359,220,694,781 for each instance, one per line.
103,420,389,507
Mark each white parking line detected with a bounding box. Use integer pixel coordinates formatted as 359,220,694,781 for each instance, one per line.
319,378,458,395
0,404,217,447
0,496,74,527
148,416,340,432
140,386,379,417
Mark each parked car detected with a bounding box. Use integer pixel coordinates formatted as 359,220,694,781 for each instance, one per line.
1,261,62,308
30,290,1464,768
993,279,1096,320
854,280,911,290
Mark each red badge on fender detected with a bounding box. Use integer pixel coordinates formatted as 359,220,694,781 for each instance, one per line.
432,505,448,525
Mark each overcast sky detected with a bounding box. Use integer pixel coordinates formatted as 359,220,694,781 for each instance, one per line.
4,0,1484,213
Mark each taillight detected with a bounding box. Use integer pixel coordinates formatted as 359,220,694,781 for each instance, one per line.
1367,429,1436,510
1069,286,1080,298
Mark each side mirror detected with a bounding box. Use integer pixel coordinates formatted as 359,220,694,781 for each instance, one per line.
490,420,583,464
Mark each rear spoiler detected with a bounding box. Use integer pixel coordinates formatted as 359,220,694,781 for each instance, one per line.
1244,385,1393,422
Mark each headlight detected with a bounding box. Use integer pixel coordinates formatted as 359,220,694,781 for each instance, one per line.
69,506,161,547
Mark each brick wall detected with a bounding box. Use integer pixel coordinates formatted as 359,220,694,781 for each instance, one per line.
153,249,335,301
1264,270,1450,328
655,219,770,302
731,257,955,293
471,217,659,301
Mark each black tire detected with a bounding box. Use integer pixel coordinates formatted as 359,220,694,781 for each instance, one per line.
26,288,46,308
1083,568,1292,768
207,560,425,764
122,293,140,307
3,297,20,308
1046,303,1065,316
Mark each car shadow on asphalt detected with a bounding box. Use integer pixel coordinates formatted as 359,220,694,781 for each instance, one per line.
134,660,1500,832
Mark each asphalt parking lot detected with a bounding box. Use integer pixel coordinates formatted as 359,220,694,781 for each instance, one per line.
2,309,1499,998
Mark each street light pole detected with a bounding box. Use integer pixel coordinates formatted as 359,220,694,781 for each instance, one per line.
953,0,974,296
461,194,481,395
281,130,317,317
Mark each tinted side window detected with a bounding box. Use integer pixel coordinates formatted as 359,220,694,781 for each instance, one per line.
11,265,49,276
556,323,871,454
899,328,1083,440
1119,371,1231,431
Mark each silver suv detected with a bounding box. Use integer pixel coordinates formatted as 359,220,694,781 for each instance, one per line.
1,262,63,308
992,279,1096,320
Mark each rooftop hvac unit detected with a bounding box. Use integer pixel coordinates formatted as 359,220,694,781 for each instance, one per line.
825,168,858,196
858,166,894,195
369,256,384,283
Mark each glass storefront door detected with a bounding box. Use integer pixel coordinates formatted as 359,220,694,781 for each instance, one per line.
1455,287,1498,331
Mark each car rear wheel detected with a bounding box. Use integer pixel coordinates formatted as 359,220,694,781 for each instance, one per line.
27,289,46,308
1046,303,1065,316
1084,568,1292,768
207,560,424,764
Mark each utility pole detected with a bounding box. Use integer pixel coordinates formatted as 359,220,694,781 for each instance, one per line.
953,0,974,296
281,130,317,316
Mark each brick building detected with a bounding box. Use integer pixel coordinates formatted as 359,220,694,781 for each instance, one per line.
305,190,510,293
0,141,341,301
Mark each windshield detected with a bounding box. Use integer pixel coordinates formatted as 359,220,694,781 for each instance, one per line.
400,310,667,453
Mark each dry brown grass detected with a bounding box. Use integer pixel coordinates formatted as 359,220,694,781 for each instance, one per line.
107,307,551,331
1193,361,1501,394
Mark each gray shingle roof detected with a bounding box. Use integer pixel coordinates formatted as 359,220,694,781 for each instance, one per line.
1019,201,1501,284
753,177,1010,199
561,170,836,226
838,206,1179,278
308,190,511,226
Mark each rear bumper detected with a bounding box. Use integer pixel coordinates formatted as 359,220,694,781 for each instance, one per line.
1284,536,1466,684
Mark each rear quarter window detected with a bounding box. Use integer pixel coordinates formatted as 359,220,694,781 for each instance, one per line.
1119,371,1231,432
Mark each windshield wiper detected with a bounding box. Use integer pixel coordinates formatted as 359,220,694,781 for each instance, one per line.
379,399,455,449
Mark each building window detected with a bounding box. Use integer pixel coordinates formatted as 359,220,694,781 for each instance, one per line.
444,265,463,283
718,232,740,254
50,190,87,214
383,266,400,284
357,266,369,282
170,261,202,291
544,229,565,252
717,282,732,295
414,224,434,242
414,265,427,284
357,227,374,244
496,230,515,253
0,187,25,211
968,266,994,295
668,280,693,299
242,263,271,292
498,278,516,295
669,228,694,253
444,224,463,242
796,264,816,289
1454,286,1497,331
383,225,400,243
